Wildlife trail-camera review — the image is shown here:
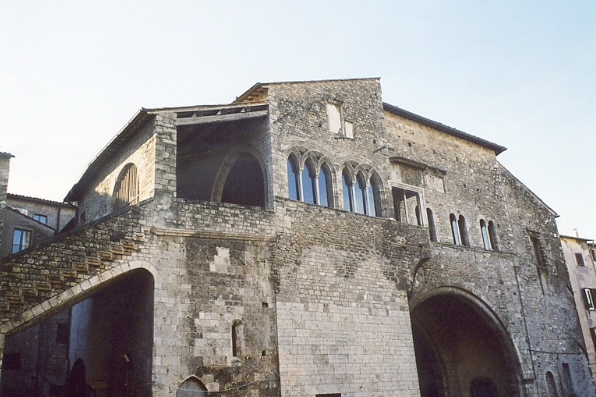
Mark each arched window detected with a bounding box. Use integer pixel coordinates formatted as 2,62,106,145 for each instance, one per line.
301,161,316,204
450,213,461,245
231,320,244,358
113,163,139,210
459,215,469,246
318,164,332,208
354,173,367,214
546,371,559,397
488,221,499,251
221,153,265,207
287,156,300,201
427,208,437,242
367,178,381,217
342,170,354,212
480,219,493,250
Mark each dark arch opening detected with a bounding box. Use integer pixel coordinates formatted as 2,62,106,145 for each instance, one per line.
1,269,155,397
177,377,208,396
221,152,265,207
411,293,519,397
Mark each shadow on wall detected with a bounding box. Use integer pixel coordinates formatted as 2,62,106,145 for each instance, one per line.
0,269,154,397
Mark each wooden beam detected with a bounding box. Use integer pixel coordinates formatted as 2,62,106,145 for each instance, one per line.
176,110,268,126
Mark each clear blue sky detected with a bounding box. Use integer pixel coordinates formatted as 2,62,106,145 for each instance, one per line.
1,1,594,238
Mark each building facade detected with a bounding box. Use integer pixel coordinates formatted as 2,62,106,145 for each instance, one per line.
560,234,596,381
0,78,592,397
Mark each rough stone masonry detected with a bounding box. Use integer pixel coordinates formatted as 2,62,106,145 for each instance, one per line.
0,78,592,397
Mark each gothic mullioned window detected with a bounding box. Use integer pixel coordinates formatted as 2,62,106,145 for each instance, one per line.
287,156,300,201
287,154,333,208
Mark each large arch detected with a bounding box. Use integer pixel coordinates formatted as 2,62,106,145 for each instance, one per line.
212,148,267,208
0,262,158,397
410,287,523,397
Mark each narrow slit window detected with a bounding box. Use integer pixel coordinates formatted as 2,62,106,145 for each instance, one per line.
530,236,545,267
427,208,437,242
458,215,469,246
488,221,499,251
367,179,380,217
232,321,244,358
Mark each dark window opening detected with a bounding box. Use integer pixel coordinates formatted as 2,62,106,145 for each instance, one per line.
393,188,422,225
591,328,596,352
231,321,243,358
316,394,341,397
113,163,139,210
530,236,545,267
546,371,559,397
575,253,585,266
488,221,499,251
458,215,469,246
561,363,574,396
427,208,437,242
12,229,31,253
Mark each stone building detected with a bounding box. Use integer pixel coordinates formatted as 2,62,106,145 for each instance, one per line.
0,154,76,259
560,234,596,381
0,78,593,397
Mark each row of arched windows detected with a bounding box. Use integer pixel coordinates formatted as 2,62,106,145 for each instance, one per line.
442,212,498,250
287,152,381,217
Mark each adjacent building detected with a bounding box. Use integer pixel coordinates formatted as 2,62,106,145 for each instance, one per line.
560,234,596,381
0,78,592,397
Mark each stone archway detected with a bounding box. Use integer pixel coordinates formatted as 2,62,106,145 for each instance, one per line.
410,289,522,397
0,267,156,397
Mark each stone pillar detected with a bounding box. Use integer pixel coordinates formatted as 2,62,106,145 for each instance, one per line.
0,153,13,254
152,113,177,228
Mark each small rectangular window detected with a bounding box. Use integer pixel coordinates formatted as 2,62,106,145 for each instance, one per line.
590,328,596,352
575,253,585,266
326,103,342,134
316,394,341,397
344,121,353,139
33,214,48,224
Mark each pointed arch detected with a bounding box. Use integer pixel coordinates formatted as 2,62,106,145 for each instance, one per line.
301,158,317,204
317,161,333,208
177,376,208,396
212,148,267,207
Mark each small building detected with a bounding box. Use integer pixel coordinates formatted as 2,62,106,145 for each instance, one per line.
0,154,76,258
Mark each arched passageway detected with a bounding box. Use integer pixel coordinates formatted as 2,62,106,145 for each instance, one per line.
1,269,154,397
411,292,520,397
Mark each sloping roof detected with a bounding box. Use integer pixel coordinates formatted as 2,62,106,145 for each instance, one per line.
7,193,75,208
383,103,507,155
